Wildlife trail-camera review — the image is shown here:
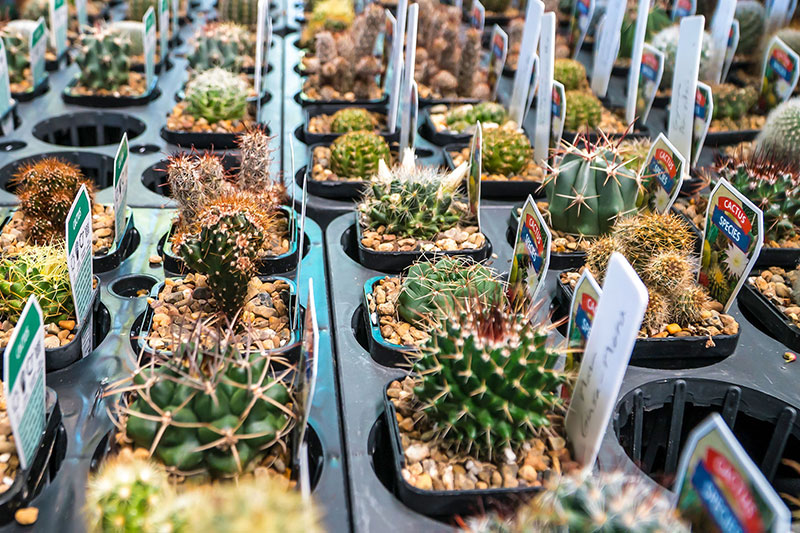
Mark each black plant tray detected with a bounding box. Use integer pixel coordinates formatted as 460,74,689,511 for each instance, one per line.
0,388,65,526
382,382,543,518
160,123,270,150
362,276,415,367
302,104,399,145
62,77,161,107
442,143,543,200
556,276,740,369
157,205,301,276
421,107,473,146
11,78,49,103
738,277,800,352
295,89,388,108
703,128,760,147
354,219,492,274
419,96,481,108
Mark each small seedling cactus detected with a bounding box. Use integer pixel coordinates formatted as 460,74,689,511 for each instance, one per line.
711,84,758,121
187,22,255,73
564,90,604,132
482,127,532,176
735,0,766,55
330,131,391,179
330,108,376,133
236,126,283,202
184,68,250,124
553,58,587,91
74,25,133,93
756,98,800,161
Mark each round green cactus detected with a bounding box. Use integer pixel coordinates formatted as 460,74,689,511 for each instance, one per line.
217,0,258,26
330,108,376,133
329,131,391,179
756,97,800,160
482,127,532,176
184,68,250,124
735,0,766,56
75,26,133,92
553,58,587,91
711,83,758,121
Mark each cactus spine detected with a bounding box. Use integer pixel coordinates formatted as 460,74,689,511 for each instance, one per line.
74,26,133,92
756,98,800,161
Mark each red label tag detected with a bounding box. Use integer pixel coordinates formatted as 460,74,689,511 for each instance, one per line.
705,448,765,533
655,148,676,177
717,196,752,233
525,213,544,254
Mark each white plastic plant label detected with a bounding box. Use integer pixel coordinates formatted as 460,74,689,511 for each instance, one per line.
534,12,556,165
590,0,625,98
471,0,485,33
667,15,704,169
399,4,418,149
566,269,601,354
565,253,648,469
674,413,791,532
721,19,739,82
143,8,157,88
787,0,798,25
758,36,800,112
66,185,94,326
550,81,565,155
0,39,12,124
49,0,67,57
508,195,551,305
381,9,396,88
387,0,408,133
76,0,88,29
625,0,650,125
487,25,508,100
3,296,46,471
295,278,319,487
30,18,47,90
81,312,93,358
467,123,482,230
254,0,268,116
399,81,418,152
641,132,685,214
158,0,169,63
569,0,594,59
637,44,664,124
293,174,308,331
692,81,713,166
509,0,543,124
708,0,735,84
766,0,791,35
113,133,129,248
522,54,539,124
671,0,696,21
700,178,764,312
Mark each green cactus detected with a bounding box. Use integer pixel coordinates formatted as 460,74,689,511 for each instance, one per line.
236,126,284,202
482,127,532,176
329,131,391,179
397,258,505,327
2,23,31,86
301,0,354,45
735,0,766,56
756,98,800,160
711,84,758,121
330,108,376,133
0,244,75,325
19,0,48,20
553,58,586,91
564,90,603,131
608,212,697,272
671,284,709,325
127,0,156,22
652,25,713,88
545,136,640,236
412,304,568,459
184,68,249,124
216,0,258,26
445,102,509,132
74,26,133,92
187,22,254,73
642,250,695,294
619,7,672,59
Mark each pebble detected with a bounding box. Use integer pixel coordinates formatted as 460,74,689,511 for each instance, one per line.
14,508,37,526
149,255,163,265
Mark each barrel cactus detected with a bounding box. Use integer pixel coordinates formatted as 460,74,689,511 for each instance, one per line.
553,58,587,91
187,22,254,73
329,131,391,179
330,108,376,133
545,136,640,236
412,304,569,459
756,98,800,160
184,68,249,124
217,0,257,26
564,90,603,131
74,25,133,92
652,25,713,88
711,83,758,120
397,258,505,327
482,127,532,176
735,0,766,56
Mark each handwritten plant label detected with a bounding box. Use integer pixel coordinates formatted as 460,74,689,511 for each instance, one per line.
509,0,543,124
759,36,800,112
509,195,551,304
143,8,157,88
66,185,94,325
534,12,556,165
642,132,685,214
400,81,418,152
113,134,129,248
49,0,67,57
523,54,539,123
590,0,625,97
674,413,791,532
667,15,704,169
566,269,601,352
708,0,735,84
550,81,565,155
672,0,696,20
158,0,169,63
295,278,319,477
471,0,485,33
569,0,594,59
625,0,650,125
700,179,764,312
31,18,47,90
637,44,664,124
565,253,648,469
468,123,482,230
692,81,713,166
487,25,508,100
721,19,739,82
0,39,13,130
76,0,88,28
3,297,46,470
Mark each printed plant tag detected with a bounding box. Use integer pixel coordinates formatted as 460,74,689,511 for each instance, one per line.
3,297,46,470
30,18,47,90
590,0,625,97
674,413,791,532
158,0,169,63
550,81,565,156
471,0,485,33
113,133,129,248
49,0,67,57
672,0,697,20
699,178,764,312
758,36,800,112
143,9,157,88
708,0,735,84
667,15,704,168
400,4,418,151
0,39,12,122
638,44,665,124
487,25,508,100
534,12,556,164
641,132,685,214
508,195,551,305
692,81,713,166
625,0,650,125
509,0,543,124
400,81,418,152
766,0,791,34
721,19,739,82
66,185,94,326
569,0,594,59
566,269,601,353
467,123,482,230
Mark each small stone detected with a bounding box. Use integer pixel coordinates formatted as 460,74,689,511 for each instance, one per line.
14,507,38,526
58,320,75,331
44,336,59,349
666,323,681,335
784,351,797,363
149,255,163,265
519,464,537,482
415,473,433,491
404,444,430,463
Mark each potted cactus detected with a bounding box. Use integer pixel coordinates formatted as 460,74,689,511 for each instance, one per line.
732,0,766,66
705,83,763,142
298,0,354,50
2,21,48,100
650,24,715,106
14,0,68,70
753,98,800,162
308,130,392,199
426,101,511,141
304,106,394,144
187,22,256,73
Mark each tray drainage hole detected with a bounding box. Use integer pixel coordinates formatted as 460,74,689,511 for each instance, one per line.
110,275,158,298
130,143,160,154
0,141,26,152
32,112,146,147
0,151,116,192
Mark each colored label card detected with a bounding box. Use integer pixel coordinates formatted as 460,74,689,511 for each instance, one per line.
759,36,800,112
667,15,704,169
672,0,697,20
509,0,543,124
721,19,739,82
471,0,485,33
467,123,482,230
550,81,565,155
637,44,665,124
534,12,556,165
508,195,551,305
487,25,508,100
113,133,129,248
642,132,685,214
76,0,88,28
692,81,713,166
566,269,601,352
569,0,594,59
66,185,93,326
143,9,157,88
625,0,650,125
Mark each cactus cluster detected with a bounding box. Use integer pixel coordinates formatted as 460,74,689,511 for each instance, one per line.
482,127,532,176
735,0,766,56
187,22,255,73
444,102,509,132
412,303,569,459
2,22,32,87
217,0,258,26
329,131,391,179
545,135,641,237
652,25,714,88
756,98,800,161
553,58,587,91
74,25,134,92
330,107,376,133
300,0,354,46
711,84,758,121
185,68,250,124
12,157,96,245
397,258,505,327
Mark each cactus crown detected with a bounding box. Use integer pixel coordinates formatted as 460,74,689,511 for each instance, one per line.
412,303,569,459
185,68,250,124
13,157,96,245
553,58,587,91
482,127,532,176
74,25,133,92
711,83,758,121
187,22,254,73
329,131,391,179
330,108,376,133
564,90,603,132
756,97,800,161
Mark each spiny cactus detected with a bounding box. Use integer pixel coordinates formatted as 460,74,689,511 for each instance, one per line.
236,126,283,202
187,22,254,73
545,135,640,237
301,0,354,45
127,0,156,23
482,128,532,176
619,138,652,174
166,153,228,226
329,131,391,179
672,284,709,325
106,318,295,478
643,288,671,332
397,258,505,327
2,22,32,86
642,250,695,293
756,98,800,161
445,102,509,132
12,157,96,244
652,25,713,88
759,27,800,68
217,0,258,26
610,211,696,271
585,235,617,284
185,68,249,124
109,21,145,56
412,303,569,459
457,28,482,98
74,25,133,92
564,90,603,131
359,150,468,240
735,0,766,56
330,108,376,133
553,58,587,92
0,244,74,325
712,84,758,121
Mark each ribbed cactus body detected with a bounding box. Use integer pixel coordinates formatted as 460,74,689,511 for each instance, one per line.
330,131,391,179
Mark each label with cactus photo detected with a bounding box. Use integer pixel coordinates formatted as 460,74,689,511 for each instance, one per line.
692,82,712,166
470,0,484,32
158,0,169,63
699,179,764,312
759,36,800,112
566,269,601,352
509,195,551,304
550,81,565,154
113,134,129,248
49,0,67,56
66,185,94,325
30,18,46,90
568,0,593,59
642,132,685,214
637,44,664,124
721,20,739,82
487,25,507,100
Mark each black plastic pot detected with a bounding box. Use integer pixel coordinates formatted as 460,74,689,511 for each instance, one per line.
738,276,800,352
62,77,161,108
32,111,146,147
295,89,388,108
421,107,473,146
361,277,414,367
442,143,544,200
0,388,66,526
160,122,270,150
0,151,115,191
131,56,171,74
11,78,49,103
419,95,481,109
302,104,399,145
556,277,740,369
297,164,366,201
